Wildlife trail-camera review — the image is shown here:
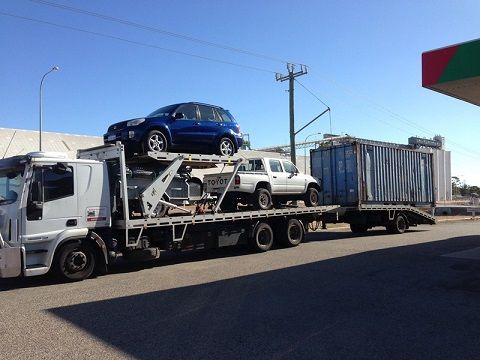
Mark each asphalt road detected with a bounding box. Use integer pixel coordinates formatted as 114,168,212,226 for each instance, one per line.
1,220,480,360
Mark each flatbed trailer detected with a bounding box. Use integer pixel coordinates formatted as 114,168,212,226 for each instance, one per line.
0,144,340,281
321,203,436,233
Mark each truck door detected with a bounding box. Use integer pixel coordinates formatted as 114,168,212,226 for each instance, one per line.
282,160,306,193
21,163,80,245
268,159,287,193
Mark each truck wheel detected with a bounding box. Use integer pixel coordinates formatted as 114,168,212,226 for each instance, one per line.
54,241,96,282
350,224,369,233
253,188,272,210
145,130,168,152
279,218,304,247
387,214,407,234
250,222,274,252
218,137,235,156
304,187,319,207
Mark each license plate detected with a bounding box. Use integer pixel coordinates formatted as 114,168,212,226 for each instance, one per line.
107,135,117,141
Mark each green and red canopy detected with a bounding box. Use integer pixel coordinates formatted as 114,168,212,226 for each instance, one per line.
422,38,480,106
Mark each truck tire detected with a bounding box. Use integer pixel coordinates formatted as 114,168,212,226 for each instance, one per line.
304,187,319,207
253,188,272,210
145,130,168,152
217,137,235,156
386,214,407,234
279,218,304,247
350,223,369,233
53,241,96,282
250,222,274,252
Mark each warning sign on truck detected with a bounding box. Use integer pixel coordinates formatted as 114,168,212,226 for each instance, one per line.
86,207,107,222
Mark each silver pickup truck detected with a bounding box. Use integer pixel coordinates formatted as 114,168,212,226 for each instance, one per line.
203,157,321,211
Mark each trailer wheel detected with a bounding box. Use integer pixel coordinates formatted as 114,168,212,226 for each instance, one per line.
279,218,304,247
54,241,96,282
253,188,272,210
250,222,274,252
304,187,319,207
350,224,369,233
387,214,407,234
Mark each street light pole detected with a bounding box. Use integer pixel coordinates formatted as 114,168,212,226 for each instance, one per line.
39,66,59,151
304,132,321,174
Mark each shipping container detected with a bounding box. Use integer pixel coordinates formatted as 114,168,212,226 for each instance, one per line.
311,140,434,207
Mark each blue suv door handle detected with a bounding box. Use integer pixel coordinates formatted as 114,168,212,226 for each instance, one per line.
194,122,200,125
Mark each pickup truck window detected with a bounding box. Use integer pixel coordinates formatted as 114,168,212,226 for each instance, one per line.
269,159,283,173
239,159,265,172
282,160,298,173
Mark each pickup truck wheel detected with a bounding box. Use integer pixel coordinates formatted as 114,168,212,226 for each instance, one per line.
218,137,235,156
304,187,319,207
254,188,272,210
279,219,304,247
145,130,168,152
250,222,274,252
54,242,96,282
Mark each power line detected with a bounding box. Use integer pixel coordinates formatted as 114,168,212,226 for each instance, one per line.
0,11,277,74
308,69,480,158
28,0,298,66
294,79,329,109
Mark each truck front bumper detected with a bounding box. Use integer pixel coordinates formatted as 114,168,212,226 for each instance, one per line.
0,234,24,278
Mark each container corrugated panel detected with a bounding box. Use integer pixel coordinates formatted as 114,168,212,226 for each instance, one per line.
310,141,434,206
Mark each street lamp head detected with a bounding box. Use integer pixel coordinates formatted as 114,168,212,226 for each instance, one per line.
52,65,59,71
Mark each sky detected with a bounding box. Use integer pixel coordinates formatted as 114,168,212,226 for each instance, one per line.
0,0,479,185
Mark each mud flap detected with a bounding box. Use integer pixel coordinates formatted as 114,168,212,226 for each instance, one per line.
0,247,23,278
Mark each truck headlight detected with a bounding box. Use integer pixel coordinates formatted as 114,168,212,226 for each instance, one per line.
127,118,145,127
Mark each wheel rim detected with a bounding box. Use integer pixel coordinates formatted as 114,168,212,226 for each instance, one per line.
148,134,165,152
65,250,88,273
220,139,234,156
259,193,270,208
310,191,318,204
397,217,406,231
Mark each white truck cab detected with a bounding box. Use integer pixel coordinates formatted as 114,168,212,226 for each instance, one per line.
0,151,110,279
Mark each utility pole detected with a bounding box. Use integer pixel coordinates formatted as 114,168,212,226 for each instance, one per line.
276,63,307,165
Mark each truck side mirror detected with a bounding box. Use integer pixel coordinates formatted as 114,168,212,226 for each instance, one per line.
53,162,68,175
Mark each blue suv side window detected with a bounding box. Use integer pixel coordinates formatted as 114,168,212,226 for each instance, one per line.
216,108,232,122
176,104,197,120
198,105,217,121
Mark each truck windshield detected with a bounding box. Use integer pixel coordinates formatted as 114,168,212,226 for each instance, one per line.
0,168,24,205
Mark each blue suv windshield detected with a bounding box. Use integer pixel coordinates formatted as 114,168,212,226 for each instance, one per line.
146,104,179,118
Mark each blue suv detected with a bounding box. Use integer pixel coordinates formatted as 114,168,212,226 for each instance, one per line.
104,102,244,156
